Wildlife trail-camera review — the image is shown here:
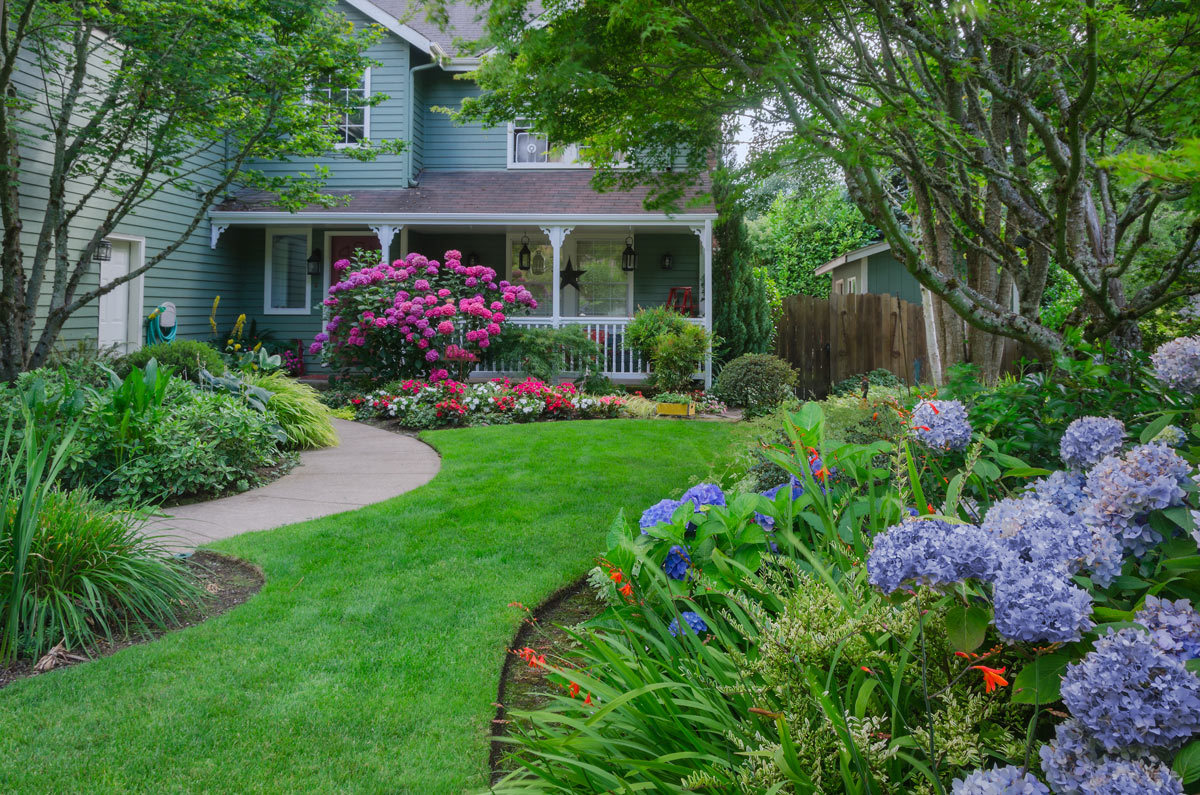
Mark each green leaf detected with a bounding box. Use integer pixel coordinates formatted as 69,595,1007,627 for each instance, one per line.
972,459,1002,481
1011,653,1070,705
1187,659,1200,675
945,604,991,652
1173,739,1200,785
1002,467,1053,479
1140,412,1178,445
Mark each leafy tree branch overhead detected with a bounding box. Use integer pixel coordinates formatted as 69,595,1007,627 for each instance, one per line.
445,0,1200,379
0,0,405,381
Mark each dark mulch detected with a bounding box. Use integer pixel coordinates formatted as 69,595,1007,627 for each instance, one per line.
490,576,605,780
0,550,264,690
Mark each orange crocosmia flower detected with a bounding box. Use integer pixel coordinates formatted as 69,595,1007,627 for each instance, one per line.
619,583,633,597
917,425,932,431
609,570,623,584
569,682,580,698
872,412,878,420
930,403,940,414
971,665,1009,693
583,693,592,705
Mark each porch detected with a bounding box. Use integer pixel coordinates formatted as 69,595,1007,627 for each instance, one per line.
207,209,716,385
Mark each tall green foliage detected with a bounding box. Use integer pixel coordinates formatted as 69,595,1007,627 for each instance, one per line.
713,172,772,362
746,189,878,298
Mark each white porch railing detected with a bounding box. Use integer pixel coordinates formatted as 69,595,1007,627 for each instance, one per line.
474,316,709,382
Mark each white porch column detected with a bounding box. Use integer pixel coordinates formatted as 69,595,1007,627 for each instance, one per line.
369,224,401,260
694,222,714,388
540,226,573,327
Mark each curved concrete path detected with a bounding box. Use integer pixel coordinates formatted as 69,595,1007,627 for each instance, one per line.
147,419,441,550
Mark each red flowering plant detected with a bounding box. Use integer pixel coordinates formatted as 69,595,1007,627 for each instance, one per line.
310,248,536,381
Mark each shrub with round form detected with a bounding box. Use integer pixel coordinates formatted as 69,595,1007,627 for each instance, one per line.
1059,417,1126,470
1060,627,1200,754
1151,335,1200,393
867,518,1003,594
910,399,973,452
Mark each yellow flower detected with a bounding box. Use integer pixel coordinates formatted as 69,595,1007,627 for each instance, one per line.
234,344,242,351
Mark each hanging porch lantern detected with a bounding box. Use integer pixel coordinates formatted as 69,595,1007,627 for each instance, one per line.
620,235,638,272
306,248,323,276
531,250,546,275
518,235,532,271
467,251,480,266
93,239,113,263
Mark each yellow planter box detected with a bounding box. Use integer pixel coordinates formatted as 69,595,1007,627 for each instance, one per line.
656,402,696,417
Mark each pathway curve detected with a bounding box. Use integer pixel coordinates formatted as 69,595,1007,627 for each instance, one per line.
147,419,441,549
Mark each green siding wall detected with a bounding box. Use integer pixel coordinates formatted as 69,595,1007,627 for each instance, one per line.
408,232,507,272
632,233,700,312
866,250,923,304
247,2,410,189
419,71,508,170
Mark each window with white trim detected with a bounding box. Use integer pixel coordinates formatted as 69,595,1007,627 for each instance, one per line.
508,122,582,168
507,235,553,316
265,229,311,314
312,69,370,146
572,239,632,317
846,276,858,294
834,279,844,294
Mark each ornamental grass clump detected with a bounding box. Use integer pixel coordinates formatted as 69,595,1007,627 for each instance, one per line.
312,249,536,381
243,370,338,449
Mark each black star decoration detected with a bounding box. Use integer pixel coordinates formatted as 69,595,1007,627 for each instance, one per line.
560,257,587,291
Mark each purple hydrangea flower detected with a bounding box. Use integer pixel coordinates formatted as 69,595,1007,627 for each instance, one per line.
1152,425,1187,448
992,561,1094,644
1084,444,1191,556
911,399,973,452
981,496,1093,572
663,545,691,580
640,499,682,534
1031,471,1089,517
1136,596,1200,662
1040,720,1183,795
951,766,1049,795
680,483,726,512
1060,627,1200,753
668,611,708,637
1060,417,1126,470
1151,335,1200,394
867,519,1003,593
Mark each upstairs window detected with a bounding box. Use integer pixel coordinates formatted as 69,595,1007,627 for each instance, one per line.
508,122,583,168
313,69,370,146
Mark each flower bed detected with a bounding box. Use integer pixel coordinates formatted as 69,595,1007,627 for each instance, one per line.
348,377,625,429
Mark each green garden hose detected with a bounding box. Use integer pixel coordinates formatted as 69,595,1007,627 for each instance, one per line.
145,302,178,346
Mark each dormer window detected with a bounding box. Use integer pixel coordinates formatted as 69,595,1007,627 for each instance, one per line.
312,69,371,147
508,122,584,168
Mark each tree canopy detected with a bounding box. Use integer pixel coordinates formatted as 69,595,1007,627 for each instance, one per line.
447,0,1200,378
0,0,403,379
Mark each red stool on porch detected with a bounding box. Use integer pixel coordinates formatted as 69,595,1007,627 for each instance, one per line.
666,287,694,316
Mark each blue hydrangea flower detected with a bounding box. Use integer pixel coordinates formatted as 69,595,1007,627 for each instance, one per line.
1060,627,1200,753
640,498,682,534
755,476,807,530
992,561,1094,644
1031,471,1089,517
1060,417,1126,470
1040,720,1183,795
981,496,1093,572
911,399,973,452
663,545,691,580
1152,425,1187,448
1136,596,1200,661
952,765,1049,795
1151,335,1200,394
680,483,726,512
867,519,1003,593
668,611,708,637
1084,444,1192,556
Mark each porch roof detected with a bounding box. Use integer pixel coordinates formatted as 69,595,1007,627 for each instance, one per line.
214,169,716,218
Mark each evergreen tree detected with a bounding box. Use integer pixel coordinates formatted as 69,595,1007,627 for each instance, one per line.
713,173,772,363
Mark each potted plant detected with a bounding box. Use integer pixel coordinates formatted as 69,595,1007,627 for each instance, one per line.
655,392,695,417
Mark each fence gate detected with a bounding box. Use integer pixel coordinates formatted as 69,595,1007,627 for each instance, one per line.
774,293,928,399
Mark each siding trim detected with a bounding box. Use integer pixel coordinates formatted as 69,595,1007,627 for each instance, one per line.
213,212,717,227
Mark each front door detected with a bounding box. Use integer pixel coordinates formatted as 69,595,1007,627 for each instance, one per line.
97,240,132,351
329,234,382,286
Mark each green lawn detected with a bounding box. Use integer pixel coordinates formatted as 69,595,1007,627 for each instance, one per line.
0,419,748,794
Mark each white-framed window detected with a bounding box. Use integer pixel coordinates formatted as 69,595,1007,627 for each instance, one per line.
846,276,858,294
506,233,553,316
570,237,633,317
834,278,844,294
264,228,312,315
507,121,584,169
312,68,370,147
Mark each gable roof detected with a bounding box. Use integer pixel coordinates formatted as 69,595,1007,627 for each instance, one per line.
346,0,495,58
815,240,891,276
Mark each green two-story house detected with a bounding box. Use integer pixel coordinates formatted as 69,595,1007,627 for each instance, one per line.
18,0,717,382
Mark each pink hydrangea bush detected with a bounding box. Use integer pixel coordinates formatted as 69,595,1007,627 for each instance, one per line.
352,377,624,429
310,249,536,381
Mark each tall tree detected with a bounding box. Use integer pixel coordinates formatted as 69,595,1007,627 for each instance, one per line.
0,0,404,380
712,168,772,362
444,0,1200,380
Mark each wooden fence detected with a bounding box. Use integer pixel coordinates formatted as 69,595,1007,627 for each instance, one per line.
775,292,929,399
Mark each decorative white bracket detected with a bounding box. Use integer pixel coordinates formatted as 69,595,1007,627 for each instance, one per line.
210,224,228,249
690,225,705,238
539,226,574,250
369,224,401,255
